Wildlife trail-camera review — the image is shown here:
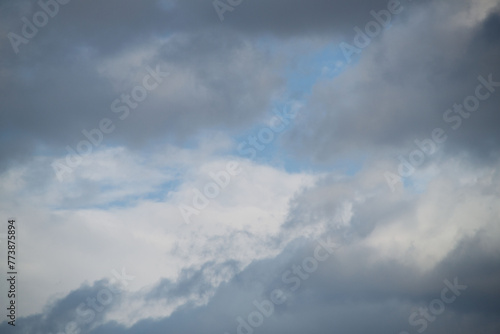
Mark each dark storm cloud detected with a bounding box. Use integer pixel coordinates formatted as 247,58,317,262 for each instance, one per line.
431,226,500,316
115,30,284,145
1,0,426,57
283,1,500,164
0,0,434,171
173,0,413,36
0,58,116,168
0,0,283,170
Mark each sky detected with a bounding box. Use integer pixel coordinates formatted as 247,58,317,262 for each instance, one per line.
0,0,500,333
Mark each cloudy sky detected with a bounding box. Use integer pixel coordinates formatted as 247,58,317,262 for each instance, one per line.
1,0,500,333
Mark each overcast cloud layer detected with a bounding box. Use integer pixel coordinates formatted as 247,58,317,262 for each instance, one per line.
1,0,500,333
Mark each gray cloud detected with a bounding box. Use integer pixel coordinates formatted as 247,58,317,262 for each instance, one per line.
0,0,436,171
0,279,124,333
0,0,284,171
283,0,500,164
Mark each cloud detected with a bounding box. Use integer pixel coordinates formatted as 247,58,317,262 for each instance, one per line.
0,143,316,319
1,0,500,333
283,0,500,163
3,189,499,333
0,2,284,171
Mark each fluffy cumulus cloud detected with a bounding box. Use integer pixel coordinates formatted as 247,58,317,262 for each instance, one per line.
0,0,499,333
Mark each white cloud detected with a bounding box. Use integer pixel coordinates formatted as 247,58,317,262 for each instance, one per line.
0,144,317,321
